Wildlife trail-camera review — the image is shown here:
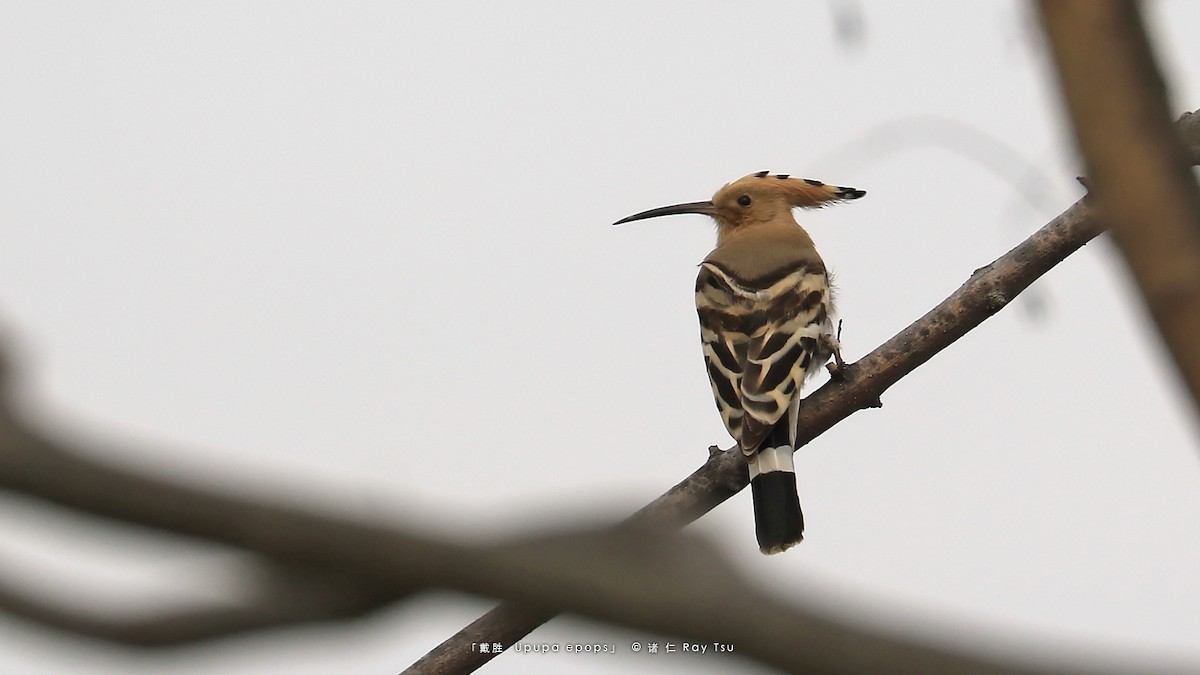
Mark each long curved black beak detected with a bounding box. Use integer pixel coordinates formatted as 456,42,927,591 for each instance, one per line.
613,201,719,226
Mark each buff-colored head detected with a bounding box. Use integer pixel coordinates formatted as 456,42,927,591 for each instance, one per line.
613,171,865,240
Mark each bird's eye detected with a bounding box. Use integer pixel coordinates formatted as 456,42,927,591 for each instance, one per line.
737,195,752,207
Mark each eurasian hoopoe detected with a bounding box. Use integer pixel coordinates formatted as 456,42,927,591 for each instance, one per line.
615,171,864,554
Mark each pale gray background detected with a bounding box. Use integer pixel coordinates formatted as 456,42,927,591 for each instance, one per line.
1,1,1199,673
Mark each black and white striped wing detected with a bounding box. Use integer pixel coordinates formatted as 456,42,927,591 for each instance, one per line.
737,267,833,453
695,264,752,443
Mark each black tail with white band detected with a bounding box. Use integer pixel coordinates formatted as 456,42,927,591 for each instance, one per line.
748,424,804,554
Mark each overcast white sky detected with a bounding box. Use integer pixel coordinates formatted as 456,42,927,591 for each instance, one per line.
2,1,1200,673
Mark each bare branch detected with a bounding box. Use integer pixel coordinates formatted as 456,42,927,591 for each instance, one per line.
407,195,1103,675
1038,0,1200,429
411,108,1200,672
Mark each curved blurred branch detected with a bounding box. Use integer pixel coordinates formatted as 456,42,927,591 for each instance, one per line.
0,392,1105,674
0,183,1137,674
0,561,390,646
1039,0,1200,430
0,108,1197,675
2,106,1198,669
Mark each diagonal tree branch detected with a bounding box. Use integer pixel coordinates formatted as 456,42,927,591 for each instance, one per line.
405,192,1105,675
409,107,1200,672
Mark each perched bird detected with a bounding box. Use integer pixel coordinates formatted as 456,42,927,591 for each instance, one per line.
615,172,864,554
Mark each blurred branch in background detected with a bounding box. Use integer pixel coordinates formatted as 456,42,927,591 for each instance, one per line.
1039,0,1200,432
0,558,391,646
0,1,1197,670
0,384,1147,675
3,106,1198,672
